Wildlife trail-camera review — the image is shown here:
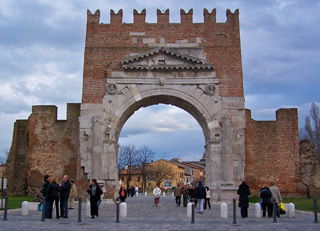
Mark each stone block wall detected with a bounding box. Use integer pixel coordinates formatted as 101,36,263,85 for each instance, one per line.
245,108,300,196
82,9,243,103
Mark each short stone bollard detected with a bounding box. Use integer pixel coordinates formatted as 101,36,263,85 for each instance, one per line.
120,202,127,218
163,192,166,197
21,201,29,216
187,202,192,217
145,192,147,196
255,203,262,218
288,203,295,218
221,202,228,218
86,202,91,217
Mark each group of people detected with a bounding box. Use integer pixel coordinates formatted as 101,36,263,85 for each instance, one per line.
173,181,211,213
118,185,139,202
237,181,282,218
40,175,76,219
149,181,211,213
41,174,283,220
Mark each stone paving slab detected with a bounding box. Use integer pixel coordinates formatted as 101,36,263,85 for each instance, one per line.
0,196,319,231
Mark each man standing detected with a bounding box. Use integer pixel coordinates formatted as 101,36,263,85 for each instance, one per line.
59,175,71,218
174,184,182,207
40,174,51,218
195,181,206,214
270,182,282,218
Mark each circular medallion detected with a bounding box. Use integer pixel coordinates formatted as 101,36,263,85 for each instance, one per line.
107,83,117,95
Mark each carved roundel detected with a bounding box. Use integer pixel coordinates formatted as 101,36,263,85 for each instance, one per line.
107,83,117,95
205,84,216,95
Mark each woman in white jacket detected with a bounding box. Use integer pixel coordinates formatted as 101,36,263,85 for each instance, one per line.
153,185,161,207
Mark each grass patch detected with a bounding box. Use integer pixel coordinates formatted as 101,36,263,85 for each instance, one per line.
0,196,34,210
249,197,320,213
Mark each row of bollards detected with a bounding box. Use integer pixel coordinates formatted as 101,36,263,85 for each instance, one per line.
1,196,319,224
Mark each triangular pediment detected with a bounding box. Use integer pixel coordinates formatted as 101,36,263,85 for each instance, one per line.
121,47,214,71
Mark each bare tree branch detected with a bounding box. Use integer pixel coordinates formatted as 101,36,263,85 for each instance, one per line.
303,103,320,162
137,145,155,192
147,160,176,186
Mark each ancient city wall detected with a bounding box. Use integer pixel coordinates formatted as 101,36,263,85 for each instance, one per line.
5,104,81,195
82,9,243,103
5,120,29,194
245,108,300,196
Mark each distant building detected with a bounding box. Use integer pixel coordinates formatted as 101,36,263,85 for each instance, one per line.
170,158,206,186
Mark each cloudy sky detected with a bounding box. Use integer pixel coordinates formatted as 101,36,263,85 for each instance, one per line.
0,0,319,160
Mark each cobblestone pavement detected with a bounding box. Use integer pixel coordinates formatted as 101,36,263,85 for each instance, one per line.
0,195,319,231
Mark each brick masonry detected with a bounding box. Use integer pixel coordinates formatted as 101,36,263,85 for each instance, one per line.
82,9,244,103
245,108,301,196
5,8,316,198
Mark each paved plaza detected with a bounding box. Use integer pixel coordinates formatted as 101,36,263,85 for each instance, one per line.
0,195,319,231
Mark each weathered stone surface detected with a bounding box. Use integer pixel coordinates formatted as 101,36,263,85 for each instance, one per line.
299,140,320,197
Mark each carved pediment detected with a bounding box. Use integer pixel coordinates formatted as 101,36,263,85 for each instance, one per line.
121,47,214,71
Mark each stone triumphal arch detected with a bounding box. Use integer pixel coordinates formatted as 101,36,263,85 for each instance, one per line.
5,8,304,199
79,39,246,200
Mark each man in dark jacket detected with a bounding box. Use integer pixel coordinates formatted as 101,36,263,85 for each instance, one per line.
40,174,51,218
237,181,251,218
195,181,206,214
260,186,272,217
59,175,71,218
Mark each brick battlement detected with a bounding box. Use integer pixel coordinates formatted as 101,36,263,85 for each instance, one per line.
83,8,243,103
87,8,239,25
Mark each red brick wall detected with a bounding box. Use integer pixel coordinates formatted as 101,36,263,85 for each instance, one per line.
245,109,300,196
82,9,243,103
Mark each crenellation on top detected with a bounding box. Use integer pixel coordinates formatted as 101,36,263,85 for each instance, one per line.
87,9,100,24
86,8,239,25
133,9,146,24
226,9,239,24
157,9,169,24
204,8,216,23
180,9,193,24
110,9,123,24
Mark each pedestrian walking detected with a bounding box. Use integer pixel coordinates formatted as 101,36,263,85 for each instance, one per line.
119,185,127,202
153,185,161,207
204,186,211,210
237,181,250,218
47,177,60,219
135,186,139,196
174,184,182,207
69,179,77,209
87,179,103,219
40,174,51,218
59,175,72,218
181,186,189,207
269,182,282,218
130,186,135,197
195,181,206,214
260,185,272,217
